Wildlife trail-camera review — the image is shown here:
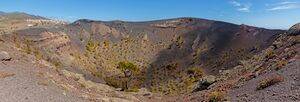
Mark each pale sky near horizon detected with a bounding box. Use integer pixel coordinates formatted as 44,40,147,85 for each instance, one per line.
0,0,300,29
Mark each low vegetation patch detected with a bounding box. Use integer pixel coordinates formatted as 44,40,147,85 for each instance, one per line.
86,40,99,52
265,48,277,59
33,48,43,59
104,76,129,90
208,91,225,102
104,61,142,92
0,71,15,78
117,61,139,74
187,67,204,81
290,36,300,45
149,65,206,95
256,75,284,90
165,63,177,70
275,60,288,70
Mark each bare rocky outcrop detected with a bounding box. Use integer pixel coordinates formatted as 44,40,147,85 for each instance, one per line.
192,75,216,92
288,23,300,36
0,51,11,61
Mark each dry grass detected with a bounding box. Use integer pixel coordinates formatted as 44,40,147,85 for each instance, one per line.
86,40,99,53
33,48,44,59
256,75,284,90
104,76,129,90
0,71,15,78
208,91,225,102
37,80,49,86
187,67,204,80
275,60,288,70
265,48,277,59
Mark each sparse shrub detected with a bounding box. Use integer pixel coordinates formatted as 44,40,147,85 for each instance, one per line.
15,41,21,48
290,36,300,45
104,76,141,92
104,76,128,90
103,40,110,47
256,75,284,90
23,39,34,54
70,52,82,60
125,86,140,92
53,60,62,72
107,61,141,91
117,61,139,75
208,91,225,102
165,63,177,70
24,39,34,45
32,48,43,59
265,49,277,59
34,51,43,59
89,68,102,78
187,67,204,80
25,46,32,54
148,64,208,95
275,60,288,70
86,40,99,52
79,32,84,42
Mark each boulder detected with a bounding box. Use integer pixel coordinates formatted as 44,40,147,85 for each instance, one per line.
192,75,216,92
0,51,11,61
287,23,300,36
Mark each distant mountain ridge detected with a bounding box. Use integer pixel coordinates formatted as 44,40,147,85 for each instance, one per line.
0,11,45,20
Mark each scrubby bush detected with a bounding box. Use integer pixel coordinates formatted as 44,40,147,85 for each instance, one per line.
187,67,204,80
256,75,284,90
15,41,21,48
23,39,34,54
165,63,177,70
105,61,141,92
149,65,207,95
34,51,43,59
275,60,288,70
290,36,300,45
25,46,32,54
208,91,225,102
104,76,129,90
103,40,110,47
117,61,139,75
86,40,99,52
125,86,140,92
265,49,277,59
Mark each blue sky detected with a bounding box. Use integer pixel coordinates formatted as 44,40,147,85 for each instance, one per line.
0,0,300,29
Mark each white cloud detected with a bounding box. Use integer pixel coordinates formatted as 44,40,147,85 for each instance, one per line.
237,4,251,12
230,1,251,12
267,1,299,11
278,1,298,5
230,1,241,6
